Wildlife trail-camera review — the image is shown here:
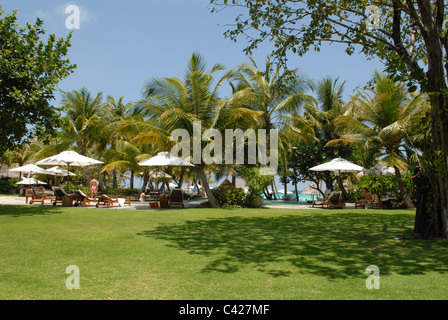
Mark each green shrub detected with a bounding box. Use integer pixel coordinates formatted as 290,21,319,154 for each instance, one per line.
351,173,416,203
238,167,274,202
0,179,19,194
212,185,247,207
59,182,90,195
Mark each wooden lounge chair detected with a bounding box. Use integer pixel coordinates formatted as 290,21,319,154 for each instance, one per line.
25,188,34,203
312,194,328,208
355,194,372,209
29,186,55,205
325,191,344,208
146,189,163,199
73,190,96,207
95,194,119,208
52,186,71,206
168,189,184,208
368,194,383,209
313,191,344,209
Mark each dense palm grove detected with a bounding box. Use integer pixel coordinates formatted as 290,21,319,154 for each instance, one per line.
1,52,430,209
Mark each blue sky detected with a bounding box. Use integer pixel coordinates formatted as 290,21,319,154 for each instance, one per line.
2,0,384,105
2,1,384,190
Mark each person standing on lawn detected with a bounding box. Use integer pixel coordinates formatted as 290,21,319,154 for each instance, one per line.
90,175,98,199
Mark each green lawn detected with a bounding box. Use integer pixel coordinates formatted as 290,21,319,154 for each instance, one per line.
0,204,447,300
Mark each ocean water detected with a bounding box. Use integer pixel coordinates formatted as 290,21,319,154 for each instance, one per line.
263,193,314,202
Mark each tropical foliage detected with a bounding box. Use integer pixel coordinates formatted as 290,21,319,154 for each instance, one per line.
0,8,75,155
330,72,430,208
1,52,429,215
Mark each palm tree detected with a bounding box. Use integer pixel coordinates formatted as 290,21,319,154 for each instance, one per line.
330,72,430,208
135,52,249,207
232,57,314,198
101,140,147,190
234,57,314,133
60,87,106,183
285,77,354,198
103,96,133,188
60,87,105,157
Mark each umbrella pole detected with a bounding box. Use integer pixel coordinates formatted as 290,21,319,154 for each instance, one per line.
163,166,166,194
67,163,71,192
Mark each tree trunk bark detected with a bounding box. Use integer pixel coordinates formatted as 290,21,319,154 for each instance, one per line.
130,170,134,189
412,0,448,237
113,169,118,189
178,167,186,188
283,177,287,199
196,164,219,208
294,181,299,201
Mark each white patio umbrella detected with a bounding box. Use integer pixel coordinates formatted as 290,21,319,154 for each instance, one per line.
360,164,395,176
36,150,103,190
9,164,55,188
150,171,173,179
15,177,46,185
8,164,55,177
47,166,77,185
309,157,364,174
310,157,364,197
138,152,194,192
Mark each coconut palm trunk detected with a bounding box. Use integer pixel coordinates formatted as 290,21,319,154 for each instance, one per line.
197,164,219,208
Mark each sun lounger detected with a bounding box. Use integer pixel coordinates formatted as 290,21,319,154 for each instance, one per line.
368,194,383,209
73,190,96,207
355,193,372,209
25,188,34,203
168,189,184,208
312,191,344,209
95,194,119,208
327,191,344,208
52,186,71,206
29,186,55,205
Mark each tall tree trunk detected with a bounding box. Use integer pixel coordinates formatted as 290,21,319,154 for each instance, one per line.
336,174,351,201
113,169,118,189
283,176,287,199
420,14,448,237
407,0,448,237
196,164,219,208
178,167,186,188
294,181,299,201
141,174,149,193
130,170,134,189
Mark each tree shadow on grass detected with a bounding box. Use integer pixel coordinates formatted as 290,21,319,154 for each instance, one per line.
138,212,448,279
0,205,63,217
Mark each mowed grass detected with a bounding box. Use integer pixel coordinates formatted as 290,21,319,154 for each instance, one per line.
0,204,447,300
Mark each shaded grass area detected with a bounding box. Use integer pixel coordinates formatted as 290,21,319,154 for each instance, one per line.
0,205,447,299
